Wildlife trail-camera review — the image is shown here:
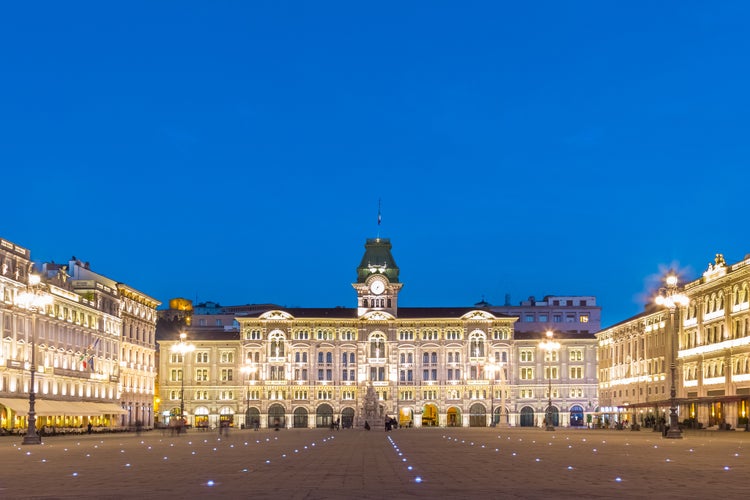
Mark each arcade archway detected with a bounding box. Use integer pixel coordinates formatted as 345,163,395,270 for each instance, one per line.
316,403,333,428
268,404,286,429
520,406,535,427
447,406,462,427
341,407,355,429
570,405,584,427
469,403,486,427
422,404,438,427
293,407,308,428
245,407,260,428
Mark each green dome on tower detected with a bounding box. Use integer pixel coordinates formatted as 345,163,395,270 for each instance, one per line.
356,238,400,283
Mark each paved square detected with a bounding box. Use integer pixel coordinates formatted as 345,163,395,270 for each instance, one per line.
1,428,748,498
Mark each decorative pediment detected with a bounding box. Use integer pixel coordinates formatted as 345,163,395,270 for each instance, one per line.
460,310,497,321
259,310,295,321
360,310,396,321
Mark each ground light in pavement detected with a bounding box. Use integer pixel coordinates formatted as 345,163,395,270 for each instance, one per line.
0,428,749,498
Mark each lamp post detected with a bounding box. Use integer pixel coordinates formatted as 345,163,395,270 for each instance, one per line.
240,361,257,428
488,361,506,427
498,361,507,428
655,274,689,439
171,333,194,431
14,274,53,445
540,330,560,431
488,362,497,427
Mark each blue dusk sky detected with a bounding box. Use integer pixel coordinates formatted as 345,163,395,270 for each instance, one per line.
2,2,749,327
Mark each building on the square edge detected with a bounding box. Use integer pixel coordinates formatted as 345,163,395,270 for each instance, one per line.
0,236,159,433
596,253,750,430
158,237,599,429
67,260,160,428
488,294,600,335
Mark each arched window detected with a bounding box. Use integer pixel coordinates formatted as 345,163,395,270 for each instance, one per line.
469,331,486,358
269,331,286,358
369,332,386,359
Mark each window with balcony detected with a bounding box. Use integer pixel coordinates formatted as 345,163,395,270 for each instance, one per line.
469,331,486,358
370,366,385,381
369,333,386,359
269,331,286,358
270,366,285,381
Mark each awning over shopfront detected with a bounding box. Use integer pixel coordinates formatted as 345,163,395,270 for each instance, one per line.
616,394,748,411
0,397,29,415
89,402,127,415
0,399,127,417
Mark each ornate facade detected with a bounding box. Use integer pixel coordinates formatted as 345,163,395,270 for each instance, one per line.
0,237,159,433
597,253,750,430
159,237,599,429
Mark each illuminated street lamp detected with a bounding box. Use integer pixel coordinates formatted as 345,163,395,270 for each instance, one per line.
488,362,497,427
540,330,560,431
171,332,194,431
655,274,689,439
14,274,53,445
498,361,507,427
240,361,257,427
488,361,506,427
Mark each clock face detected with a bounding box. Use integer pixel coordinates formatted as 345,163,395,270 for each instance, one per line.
370,280,385,295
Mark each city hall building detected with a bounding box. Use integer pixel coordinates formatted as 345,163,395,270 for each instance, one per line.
158,237,599,429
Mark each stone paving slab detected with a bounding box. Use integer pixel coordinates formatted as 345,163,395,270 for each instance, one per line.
0,428,748,499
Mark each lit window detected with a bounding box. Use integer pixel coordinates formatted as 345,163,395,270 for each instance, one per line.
569,349,583,361
580,314,589,323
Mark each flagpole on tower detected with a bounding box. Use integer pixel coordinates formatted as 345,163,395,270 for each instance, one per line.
377,198,382,239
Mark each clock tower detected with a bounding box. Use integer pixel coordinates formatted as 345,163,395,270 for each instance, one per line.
353,238,403,317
